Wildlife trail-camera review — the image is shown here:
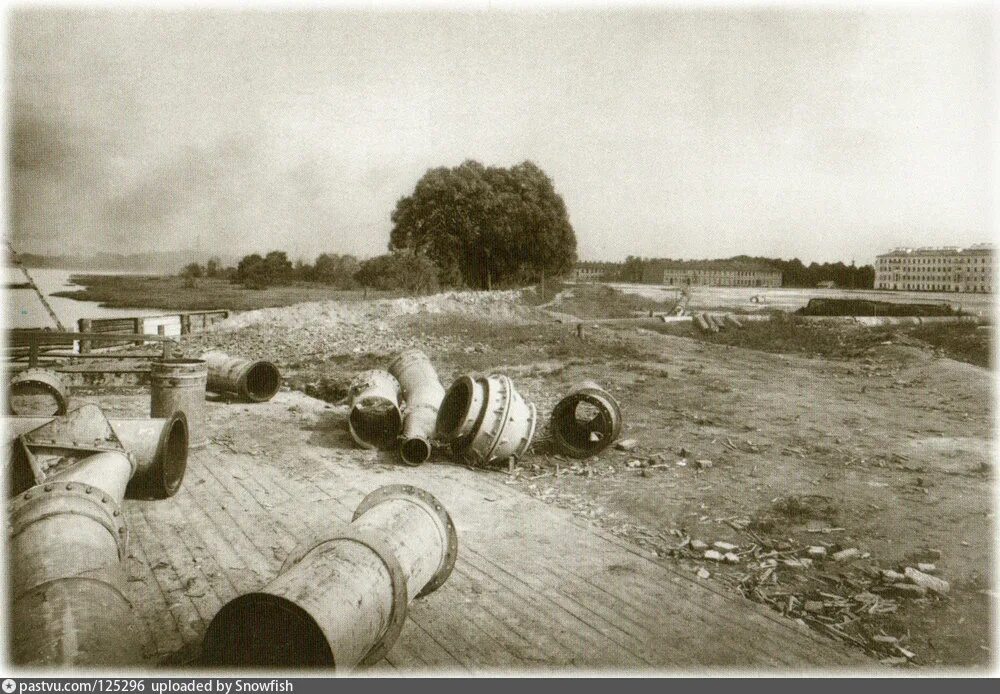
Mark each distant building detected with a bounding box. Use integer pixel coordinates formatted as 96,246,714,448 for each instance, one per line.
874,244,994,293
570,261,619,282
816,280,836,289
641,260,781,288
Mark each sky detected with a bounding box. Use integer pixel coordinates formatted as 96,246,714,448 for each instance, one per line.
6,6,995,265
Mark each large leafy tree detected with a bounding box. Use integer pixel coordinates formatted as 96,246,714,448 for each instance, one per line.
389,160,577,289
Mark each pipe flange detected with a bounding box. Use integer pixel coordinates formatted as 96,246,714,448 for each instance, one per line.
8,481,128,560
352,484,458,599
8,369,69,416
282,525,409,668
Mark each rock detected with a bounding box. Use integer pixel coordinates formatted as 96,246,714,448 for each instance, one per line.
696,568,711,579
626,459,644,468
872,635,898,645
676,459,687,467
783,557,813,569
695,459,713,469
723,552,740,564
804,600,824,613
832,548,860,562
690,539,708,551
887,582,928,599
704,549,725,562
807,546,827,558
713,541,737,552
917,562,937,573
615,439,638,451
881,569,906,583
904,567,950,595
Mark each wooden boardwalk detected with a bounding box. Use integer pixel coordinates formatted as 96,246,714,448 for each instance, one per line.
114,391,870,673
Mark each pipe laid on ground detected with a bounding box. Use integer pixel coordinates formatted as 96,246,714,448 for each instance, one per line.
347,370,403,450
9,447,144,666
4,411,189,499
201,484,458,669
550,381,623,459
388,350,445,466
151,358,208,448
202,351,282,403
8,368,69,416
436,374,537,467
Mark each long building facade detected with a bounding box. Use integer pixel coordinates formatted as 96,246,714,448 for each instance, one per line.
874,244,994,293
642,261,781,288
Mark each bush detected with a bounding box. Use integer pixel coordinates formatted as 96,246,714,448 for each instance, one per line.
354,252,440,293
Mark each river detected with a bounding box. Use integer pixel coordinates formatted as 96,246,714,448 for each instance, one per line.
8,268,163,330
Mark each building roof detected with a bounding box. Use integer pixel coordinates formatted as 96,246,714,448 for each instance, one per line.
648,259,781,273
878,245,994,258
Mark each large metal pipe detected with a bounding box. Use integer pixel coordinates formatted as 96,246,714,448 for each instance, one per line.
550,381,623,458
151,358,208,448
4,411,189,499
202,351,282,403
388,350,445,466
8,450,144,666
347,370,402,450
436,374,537,467
7,368,69,416
201,484,457,669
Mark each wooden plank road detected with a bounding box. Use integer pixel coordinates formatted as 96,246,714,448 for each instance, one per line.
110,392,871,672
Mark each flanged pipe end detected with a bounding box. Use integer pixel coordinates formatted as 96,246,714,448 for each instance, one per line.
352,484,458,598
399,436,432,466
241,360,282,403
154,411,189,498
201,592,335,668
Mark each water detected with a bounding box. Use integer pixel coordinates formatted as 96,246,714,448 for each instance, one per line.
8,268,163,330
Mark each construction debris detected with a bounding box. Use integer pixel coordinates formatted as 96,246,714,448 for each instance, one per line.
389,350,445,466
904,567,950,595
347,370,403,450
550,381,623,458
202,351,281,403
7,368,69,416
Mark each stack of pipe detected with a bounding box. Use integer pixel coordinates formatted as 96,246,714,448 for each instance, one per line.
435,374,537,467
201,484,457,669
202,351,282,403
388,350,445,466
549,381,622,458
4,404,182,666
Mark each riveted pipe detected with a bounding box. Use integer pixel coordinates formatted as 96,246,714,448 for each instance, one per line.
436,374,537,467
347,370,402,450
388,350,445,466
201,484,458,669
8,368,69,416
550,381,622,458
8,451,144,666
4,412,189,499
202,351,282,403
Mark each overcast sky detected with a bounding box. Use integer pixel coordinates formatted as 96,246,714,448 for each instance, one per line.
7,7,995,264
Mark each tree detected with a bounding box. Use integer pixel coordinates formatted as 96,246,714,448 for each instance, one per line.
354,252,440,293
235,251,293,288
205,256,222,278
389,160,577,289
314,253,360,288
180,262,203,288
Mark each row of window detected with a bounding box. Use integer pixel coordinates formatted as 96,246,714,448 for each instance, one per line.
876,283,991,292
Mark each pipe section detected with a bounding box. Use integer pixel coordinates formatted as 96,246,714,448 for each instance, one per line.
201,484,458,669
347,370,402,450
550,381,623,458
388,350,445,466
151,358,208,448
8,449,144,666
436,374,537,467
202,351,282,403
8,368,69,416
4,411,189,499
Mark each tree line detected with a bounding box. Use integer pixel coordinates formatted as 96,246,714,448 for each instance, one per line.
181,158,578,293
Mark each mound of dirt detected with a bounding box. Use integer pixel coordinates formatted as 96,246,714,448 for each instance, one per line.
214,289,544,332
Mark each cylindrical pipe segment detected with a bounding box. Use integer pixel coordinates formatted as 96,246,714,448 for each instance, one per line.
436,374,537,467
202,351,282,403
550,381,623,458
8,452,143,666
347,370,402,450
201,484,457,670
151,358,208,448
4,413,189,499
8,369,69,416
388,350,446,466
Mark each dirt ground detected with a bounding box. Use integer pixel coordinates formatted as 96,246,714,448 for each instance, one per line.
182,285,995,669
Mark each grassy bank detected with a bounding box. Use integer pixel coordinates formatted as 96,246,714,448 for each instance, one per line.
54,274,403,311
